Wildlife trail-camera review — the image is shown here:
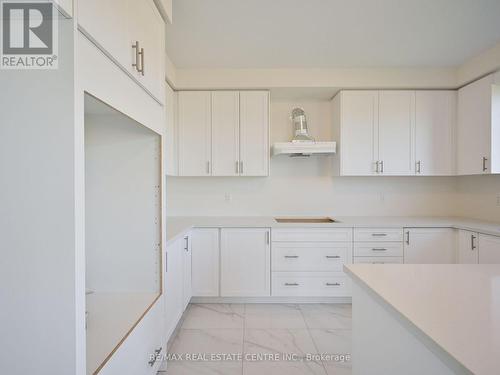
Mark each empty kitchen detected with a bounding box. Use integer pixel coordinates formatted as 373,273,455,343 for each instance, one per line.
2,1,500,375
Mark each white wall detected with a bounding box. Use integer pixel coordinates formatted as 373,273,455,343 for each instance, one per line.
166,98,458,217
455,175,500,222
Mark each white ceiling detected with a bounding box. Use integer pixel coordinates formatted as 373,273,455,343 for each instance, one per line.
166,0,500,69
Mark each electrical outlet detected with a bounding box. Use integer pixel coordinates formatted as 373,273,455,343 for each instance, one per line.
224,193,232,202
379,193,385,203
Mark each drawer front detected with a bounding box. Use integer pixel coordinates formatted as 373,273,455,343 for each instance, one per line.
272,242,351,272
272,272,350,297
354,256,403,264
272,228,352,242
353,242,403,257
99,297,165,375
354,228,403,242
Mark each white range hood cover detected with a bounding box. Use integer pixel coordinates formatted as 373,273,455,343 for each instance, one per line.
272,141,336,157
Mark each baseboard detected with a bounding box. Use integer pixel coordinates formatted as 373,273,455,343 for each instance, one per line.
190,296,352,304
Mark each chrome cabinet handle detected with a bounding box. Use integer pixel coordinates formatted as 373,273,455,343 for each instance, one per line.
184,236,189,251
285,283,299,286
235,161,239,174
371,233,387,237
139,47,145,75
406,231,410,245
326,282,341,287
372,248,387,251
240,161,243,174
326,255,341,259
416,161,421,174
206,161,210,174
148,347,162,366
482,157,488,172
380,160,384,173
471,235,477,250
132,41,140,72
375,161,380,173
284,255,299,259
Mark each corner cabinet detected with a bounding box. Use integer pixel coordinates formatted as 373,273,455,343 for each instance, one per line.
457,74,500,175
403,228,456,264
333,90,456,176
191,228,220,297
220,228,271,297
177,91,270,177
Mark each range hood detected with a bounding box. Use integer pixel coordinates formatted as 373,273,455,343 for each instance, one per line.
272,107,337,157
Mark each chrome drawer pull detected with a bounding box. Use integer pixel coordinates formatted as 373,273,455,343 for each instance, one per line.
148,347,162,366
371,248,387,251
284,283,299,286
326,282,341,287
371,233,387,237
325,255,341,259
284,255,299,259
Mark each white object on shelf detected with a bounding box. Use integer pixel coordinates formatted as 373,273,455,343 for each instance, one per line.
271,141,336,157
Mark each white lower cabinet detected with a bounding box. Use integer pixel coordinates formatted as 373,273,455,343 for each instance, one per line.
220,228,271,297
354,257,403,264
164,236,185,341
403,228,456,264
99,298,164,375
478,234,500,264
457,230,479,264
182,234,192,311
192,228,220,297
272,272,349,297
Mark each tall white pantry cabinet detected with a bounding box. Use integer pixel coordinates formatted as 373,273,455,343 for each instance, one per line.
1,2,167,375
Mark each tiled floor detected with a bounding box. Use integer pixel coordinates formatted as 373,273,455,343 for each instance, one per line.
160,303,352,375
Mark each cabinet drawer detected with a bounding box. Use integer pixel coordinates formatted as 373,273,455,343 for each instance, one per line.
354,228,403,242
99,297,165,375
272,242,351,272
353,242,403,257
354,257,403,264
272,272,350,297
272,228,352,242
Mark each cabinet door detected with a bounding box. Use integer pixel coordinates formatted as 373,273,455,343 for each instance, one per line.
378,91,415,175
129,0,165,102
457,230,479,264
478,234,500,264
182,234,192,310
220,228,271,297
415,91,456,176
211,92,240,176
178,91,212,176
457,75,493,175
164,239,184,341
340,91,378,175
78,0,130,71
403,228,456,264
239,91,269,176
165,83,178,176
192,228,220,297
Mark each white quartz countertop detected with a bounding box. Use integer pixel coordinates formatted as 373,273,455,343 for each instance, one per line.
344,264,500,375
165,216,500,245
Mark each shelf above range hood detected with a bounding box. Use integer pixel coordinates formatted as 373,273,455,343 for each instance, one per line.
271,141,336,157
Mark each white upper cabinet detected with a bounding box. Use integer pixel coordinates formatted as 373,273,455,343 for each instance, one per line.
220,228,271,297
403,228,456,264
239,91,270,176
457,74,500,175
178,91,212,176
415,91,456,176
478,234,500,264
78,0,165,103
378,91,415,175
211,92,240,176
177,91,269,177
335,91,379,176
165,83,178,176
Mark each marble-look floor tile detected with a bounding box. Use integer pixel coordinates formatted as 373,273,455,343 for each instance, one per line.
244,304,307,329
165,360,243,375
309,329,352,375
300,304,352,329
181,304,245,329
243,360,326,375
170,328,244,357
244,328,318,358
